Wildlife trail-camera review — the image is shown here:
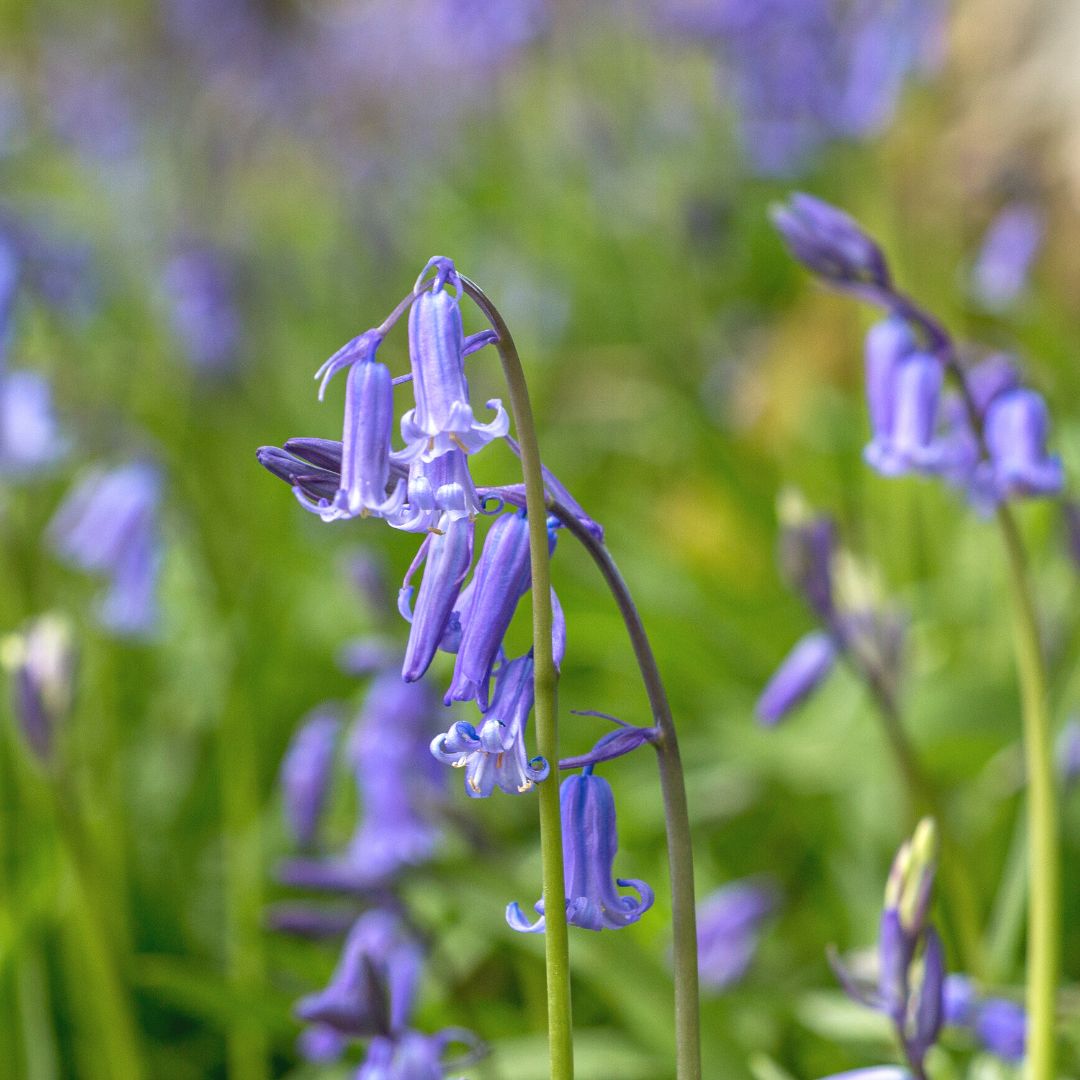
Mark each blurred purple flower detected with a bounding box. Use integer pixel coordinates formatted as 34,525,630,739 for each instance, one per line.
971,203,1043,311
295,910,422,1038
984,388,1063,499
0,370,69,477
864,350,946,477
697,879,776,991
297,1023,347,1064
508,771,654,933
755,631,837,725
162,243,243,374
48,462,162,637
1,614,76,762
357,1028,482,1080
280,706,341,848
974,998,1026,1063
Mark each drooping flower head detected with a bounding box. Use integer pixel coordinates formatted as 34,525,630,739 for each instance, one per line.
431,652,549,797
0,613,76,762
508,770,654,933
399,256,508,462
983,387,1063,499
48,461,162,637
697,878,777,991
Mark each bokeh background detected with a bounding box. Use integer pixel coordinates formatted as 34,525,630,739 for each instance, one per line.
3,0,1080,1077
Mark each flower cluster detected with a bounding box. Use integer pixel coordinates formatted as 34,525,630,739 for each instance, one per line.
829,820,945,1079
757,491,904,726
773,194,1064,513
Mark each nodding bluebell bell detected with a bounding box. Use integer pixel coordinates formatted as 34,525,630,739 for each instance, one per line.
0,370,68,477
507,770,654,933
770,193,891,290
831,820,944,1078
398,257,507,463
971,202,1043,312
357,1028,483,1080
279,706,341,848
942,975,1027,1063
431,653,549,797
984,387,1063,499
295,910,422,1039
161,241,242,374
696,879,776,992
297,331,409,523
446,510,551,709
399,516,474,683
48,461,162,637
392,447,482,533
0,614,75,762
280,674,442,892
755,631,837,726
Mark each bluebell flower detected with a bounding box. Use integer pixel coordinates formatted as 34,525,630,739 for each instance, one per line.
942,973,976,1026
256,444,342,505
392,448,482,533
446,510,541,708
295,910,422,1038
558,714,658,770
984,387,1063,499
0,614,76,762
398,257,507,462
507,771,654,933
357,1028,482,1080
974,998,1026,1063
161,242,242,374
280,706,341,847
864,350,946,477
48,462,162,637
755,631,837,726
431,653,549,797
297,1023,347,1064
696,879,776,991
0,370,69,476
399,516,474,682
972,203,1043,311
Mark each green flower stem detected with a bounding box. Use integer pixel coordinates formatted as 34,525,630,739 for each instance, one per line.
544,502,702,1080
460,277,573,1080
997,505,1059,1080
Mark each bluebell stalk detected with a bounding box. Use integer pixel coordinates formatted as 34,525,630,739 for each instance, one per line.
431,653,550,797
48,461,162,637
696,879,776,992
0,613,76,762
399,257,507,462
295,910,422,1039
279,706,341,848
831,820,944,1080
508,770,654,933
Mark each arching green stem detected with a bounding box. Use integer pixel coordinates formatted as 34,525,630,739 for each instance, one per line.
460,277,573,1080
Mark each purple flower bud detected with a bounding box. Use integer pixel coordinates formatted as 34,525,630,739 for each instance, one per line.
399,258,507,461
431,654,548,797
985,388,1063,499
295,910,422,1038
771,194,891,290
558,723,658,771
280,707,340,847
507,771,654,933
0,370,68,477
256,445,341,504
755,631,837,726
399,516,474,682
161,242,242,374
909,927,945,1062
48,462,162,638
864,352,945,477
972,203,1043,312
876,908,912,1022
942,973,976,1027
1,614,76,761
975,998,1026,1063
446,511,537,708
696,879,776,991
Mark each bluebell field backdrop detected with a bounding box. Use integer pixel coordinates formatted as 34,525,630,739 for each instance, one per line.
3,0,1080,1077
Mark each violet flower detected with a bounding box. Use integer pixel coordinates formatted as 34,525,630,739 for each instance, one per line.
984,387,1063,499
819,1071,912,1080
0,614,76,762
398,257,507,462
972,203,1043,311
0,370,69,476
696,879,776,991
161,242,242,374
942,974,1027,1063
295,910,422,1038
864,350,946,477
297,1023,347,1064
280,706,341,847
399,516,474,683
392,447,481,533
48,462,162,637
357,1028,482,1080
755,631,837,726
431,653,549,797
507,770,654,933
